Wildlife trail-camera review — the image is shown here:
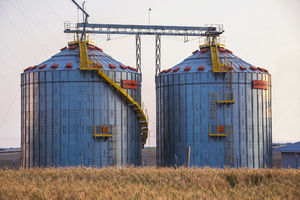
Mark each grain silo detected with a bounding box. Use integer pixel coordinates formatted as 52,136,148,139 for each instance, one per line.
156,38,272,168
21,41,148,168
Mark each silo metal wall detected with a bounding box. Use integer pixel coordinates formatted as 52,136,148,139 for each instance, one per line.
156,72,272,168
21,70,142,168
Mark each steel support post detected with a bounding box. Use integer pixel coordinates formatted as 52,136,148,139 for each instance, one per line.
136,34,141,73
155,34,161,76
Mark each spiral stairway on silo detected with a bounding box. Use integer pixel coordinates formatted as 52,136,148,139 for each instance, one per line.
78,41,148,148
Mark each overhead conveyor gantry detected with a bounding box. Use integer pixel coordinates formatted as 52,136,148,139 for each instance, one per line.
64,22,224,75
66,0,226,147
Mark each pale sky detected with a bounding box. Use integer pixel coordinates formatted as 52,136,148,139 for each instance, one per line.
0,0,299,147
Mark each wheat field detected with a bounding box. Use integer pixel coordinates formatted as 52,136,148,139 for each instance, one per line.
0,167,299,200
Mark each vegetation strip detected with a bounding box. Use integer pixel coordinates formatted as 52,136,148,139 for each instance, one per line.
0,167,299,200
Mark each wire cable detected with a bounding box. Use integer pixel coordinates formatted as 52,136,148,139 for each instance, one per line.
0,91,18,130
42,0,65,23
0,55,21,72
14,0,64,46
0,72,16,87
0,12,49,55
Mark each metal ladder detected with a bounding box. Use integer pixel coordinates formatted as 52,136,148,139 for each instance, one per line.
209,43,235,165
108,126,117,166
226,125,234,167
208,94,227,136
216,59,235,104
209,94,217,120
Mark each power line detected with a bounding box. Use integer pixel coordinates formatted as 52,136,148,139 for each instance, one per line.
0,12,49,55
0,91,18,130
13,0,65,46
0,57,20,72
7,1,53,52
0,71,17,87
42,0,65,23
0,36,30,69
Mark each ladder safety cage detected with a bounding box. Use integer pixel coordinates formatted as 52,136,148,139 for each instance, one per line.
93,124,118,165
207,38,235,165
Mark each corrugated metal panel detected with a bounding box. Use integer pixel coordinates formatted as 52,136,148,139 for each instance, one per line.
21,44,142,168
276,142,300,153
281,153,300,169
156,46,272,168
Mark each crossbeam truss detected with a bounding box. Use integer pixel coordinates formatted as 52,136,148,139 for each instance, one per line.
64,22,224,75
136,34,141,74
155,35,161,76
65,23,224,37
67,0,224,150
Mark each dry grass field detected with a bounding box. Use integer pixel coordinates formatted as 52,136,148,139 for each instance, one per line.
0,167,299,200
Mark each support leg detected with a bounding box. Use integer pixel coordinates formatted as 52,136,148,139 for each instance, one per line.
136,34,141,73
155,34,161,76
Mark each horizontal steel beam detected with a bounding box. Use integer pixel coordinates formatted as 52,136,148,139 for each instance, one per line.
64,23,224,36
64,29,222,36
77,23,216,31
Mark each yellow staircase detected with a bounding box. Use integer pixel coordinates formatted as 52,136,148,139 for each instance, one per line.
210,43,235,104
78,41,148,148
79,42,89,68
210,45,226,73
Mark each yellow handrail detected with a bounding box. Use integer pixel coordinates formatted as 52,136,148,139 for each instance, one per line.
79,42,89,69
78,41,148,148
210,44,226,73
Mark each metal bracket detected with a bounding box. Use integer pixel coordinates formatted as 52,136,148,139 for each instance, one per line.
155,34,161,76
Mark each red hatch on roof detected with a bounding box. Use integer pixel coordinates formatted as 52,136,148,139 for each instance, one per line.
60,47,67,51
65,63,72,68
69,45,76,50
31,65,38,70
173,67,180,72
109,64,116,69
24,67,31,72
88,45,95,50
239,65,246,70
165,68,172,73
184,66,191,71
218,48,226,53
201,48,208,54
119,64,127,70
51,64,59,69
39,64,47,69
192,50,199,54
198,65,205,71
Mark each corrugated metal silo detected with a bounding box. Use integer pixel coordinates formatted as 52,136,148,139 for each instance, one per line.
21,41,146,168
156,43,272,168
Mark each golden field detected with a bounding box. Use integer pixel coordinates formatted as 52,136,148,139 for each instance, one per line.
0,167,299,200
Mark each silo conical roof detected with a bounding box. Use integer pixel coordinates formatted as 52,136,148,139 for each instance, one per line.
159,45,269,74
